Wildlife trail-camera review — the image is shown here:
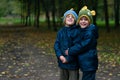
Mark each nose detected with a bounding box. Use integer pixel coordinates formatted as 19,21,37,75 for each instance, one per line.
69,16,73,18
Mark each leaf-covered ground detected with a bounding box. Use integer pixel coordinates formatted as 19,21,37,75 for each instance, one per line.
0,26,120,80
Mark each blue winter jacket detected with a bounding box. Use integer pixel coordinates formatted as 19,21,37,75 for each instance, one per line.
68,24,99,71
54,25,80,70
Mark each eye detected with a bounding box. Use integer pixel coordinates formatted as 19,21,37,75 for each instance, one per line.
84,18,88,21
66,14,74,18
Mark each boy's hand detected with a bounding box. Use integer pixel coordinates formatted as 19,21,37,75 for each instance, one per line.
65,50,68,55
60,56,67,63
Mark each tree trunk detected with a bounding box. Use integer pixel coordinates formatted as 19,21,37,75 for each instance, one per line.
92,0,98,25
41,0,51,29
36,0,40,28
51,0,57,31
104,0,110,32
34,0,37,27
27,0,31,26
58,0,63,27
25,1,28,26
20,0,25,25
114,0,120,28
34,0,40,28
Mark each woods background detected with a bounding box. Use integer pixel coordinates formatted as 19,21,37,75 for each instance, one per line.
0,0,119,32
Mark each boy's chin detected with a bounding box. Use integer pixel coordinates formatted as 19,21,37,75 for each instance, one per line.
80,26,87,28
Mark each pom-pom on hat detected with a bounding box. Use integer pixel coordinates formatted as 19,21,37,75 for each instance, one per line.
76,6,96,24
63,8,78,23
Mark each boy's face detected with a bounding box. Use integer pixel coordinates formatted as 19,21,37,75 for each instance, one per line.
65,14,75,27
78,16,90,28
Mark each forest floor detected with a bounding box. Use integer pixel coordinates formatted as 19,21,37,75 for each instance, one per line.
0,26,120,80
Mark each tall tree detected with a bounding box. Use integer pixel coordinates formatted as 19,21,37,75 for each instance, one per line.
91,0,98,25
41,0,51,29
104,0,110,32
51,0,57,31
26,0,31,26
20,0,25,25
24,0,28,26
34,0,40,28
114,0,120,28
58,0,63,27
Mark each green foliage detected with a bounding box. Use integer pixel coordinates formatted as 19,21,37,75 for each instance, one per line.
0,0,21,17
0,17,21,25
97,20,115,27
0,0,8,16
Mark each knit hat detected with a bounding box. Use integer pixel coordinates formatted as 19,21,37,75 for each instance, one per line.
63,8,78,23
76,6,96,24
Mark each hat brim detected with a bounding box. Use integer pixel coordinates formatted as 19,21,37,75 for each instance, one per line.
76,15,91,25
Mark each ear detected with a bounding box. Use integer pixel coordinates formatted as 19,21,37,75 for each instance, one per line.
70,8,74,10
81,6,87,10
91,10,96,16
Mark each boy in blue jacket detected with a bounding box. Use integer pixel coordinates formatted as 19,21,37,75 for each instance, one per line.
54,9,80,80
65,6,99,80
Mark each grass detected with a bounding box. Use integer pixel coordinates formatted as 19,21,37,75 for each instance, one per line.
0,17,117,26
0,17,21,25
96,20,115,27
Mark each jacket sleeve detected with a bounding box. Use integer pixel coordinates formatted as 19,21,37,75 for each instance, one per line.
68,30,93,56
54,32,62,58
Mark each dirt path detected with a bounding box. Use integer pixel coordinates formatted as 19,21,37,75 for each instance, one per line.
0,27,120,80
0,42,59,80
0,42,120,80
